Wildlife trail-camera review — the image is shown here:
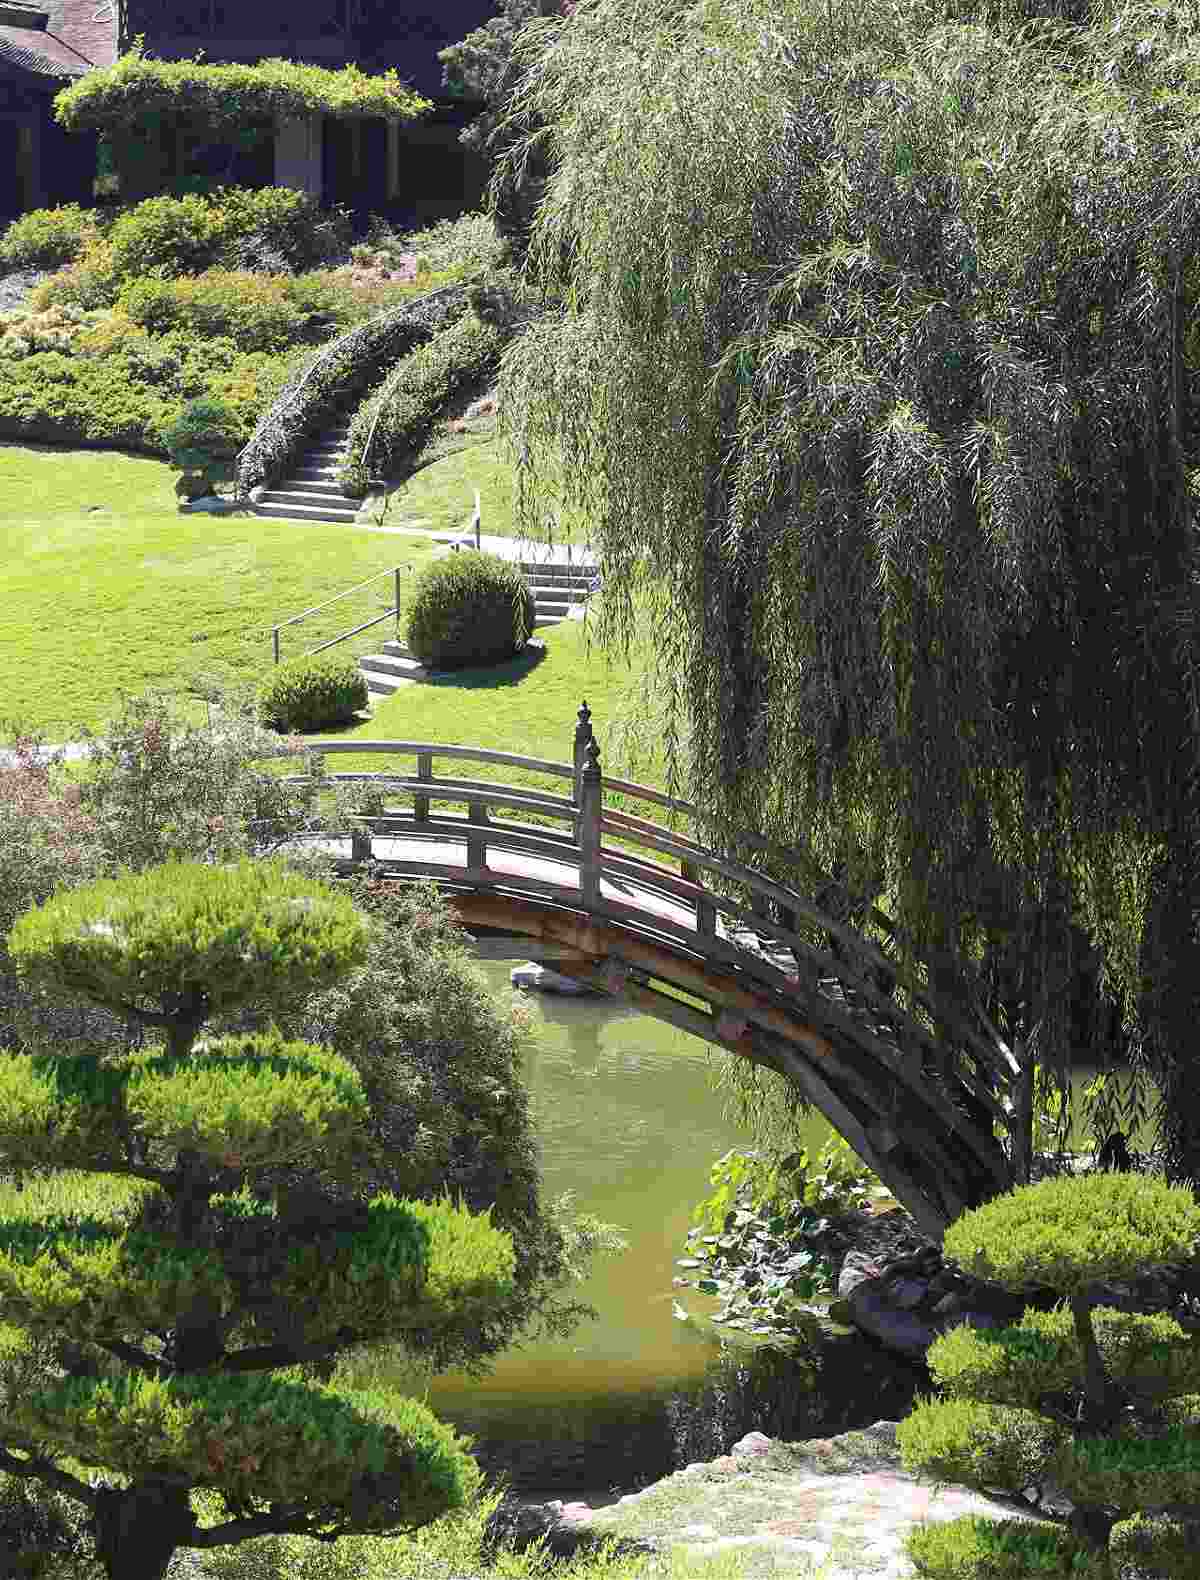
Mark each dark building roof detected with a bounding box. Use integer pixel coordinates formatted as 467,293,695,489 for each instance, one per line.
358,3,496,100
0,1,493,97
0,0,114,81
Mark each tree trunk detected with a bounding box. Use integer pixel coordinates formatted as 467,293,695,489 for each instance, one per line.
91,1480,196,1580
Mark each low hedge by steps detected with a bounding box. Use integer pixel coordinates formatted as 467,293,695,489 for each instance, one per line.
234,281,476,499
337,311,507,497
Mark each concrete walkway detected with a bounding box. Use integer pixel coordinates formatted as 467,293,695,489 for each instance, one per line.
183,494,596,566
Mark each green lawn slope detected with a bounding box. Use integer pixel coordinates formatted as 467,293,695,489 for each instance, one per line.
1,443,436,738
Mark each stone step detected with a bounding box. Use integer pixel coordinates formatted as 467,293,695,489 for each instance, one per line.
275,480,353,501
361,671,406,696
262,488,358,510
251,499,359,524
292,467,346,482
517,564,599,584
305,446,350,460
360,652,427,680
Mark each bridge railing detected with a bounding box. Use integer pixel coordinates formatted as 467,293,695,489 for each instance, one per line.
251,709,1011,1138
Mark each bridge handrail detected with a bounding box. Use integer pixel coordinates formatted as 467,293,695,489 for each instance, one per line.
257,739,575,780
255,735,1009,1086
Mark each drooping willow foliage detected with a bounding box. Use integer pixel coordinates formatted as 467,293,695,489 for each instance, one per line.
490,0,1200,1188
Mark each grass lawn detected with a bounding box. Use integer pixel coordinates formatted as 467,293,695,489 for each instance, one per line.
374,416,596,548
1,443,438,739
336,616,641,771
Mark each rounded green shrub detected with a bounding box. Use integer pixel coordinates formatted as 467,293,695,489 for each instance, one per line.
0,204,101,273
405,550,536,670
257,654,370,732
209,185,352,273
106,192,220,282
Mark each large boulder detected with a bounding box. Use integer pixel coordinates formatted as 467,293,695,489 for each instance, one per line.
827,1158,1200,1368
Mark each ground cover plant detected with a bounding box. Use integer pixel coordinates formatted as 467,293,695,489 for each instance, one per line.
0,444,435,737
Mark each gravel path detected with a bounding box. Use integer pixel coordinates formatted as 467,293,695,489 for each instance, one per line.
575,1424,1169,1580
0,268,50,313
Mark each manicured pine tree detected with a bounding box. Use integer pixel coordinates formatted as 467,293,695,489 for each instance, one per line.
897,1168,1200,1579
0,856,516,1580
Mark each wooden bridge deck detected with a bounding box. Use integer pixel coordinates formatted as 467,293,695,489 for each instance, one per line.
258,705,1032,1242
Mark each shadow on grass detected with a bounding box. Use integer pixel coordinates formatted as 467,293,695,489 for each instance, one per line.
420,641,548,692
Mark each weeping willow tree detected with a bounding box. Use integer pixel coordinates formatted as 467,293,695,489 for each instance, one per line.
490,0,1200,1199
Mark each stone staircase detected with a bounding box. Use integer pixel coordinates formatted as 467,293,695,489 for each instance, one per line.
250,404,360,524
358,557,601,697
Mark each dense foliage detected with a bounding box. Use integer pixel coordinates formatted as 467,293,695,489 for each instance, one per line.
53,43,432,136
439,1,577,263
339,304,510,495
0,330,303,457
103,188,351,282
257,654,371,733
118,272,339,353
0,857,512,1578
492,0,1200,1197
405,550,536,669
897,1169,1200,1579
0,204,107,273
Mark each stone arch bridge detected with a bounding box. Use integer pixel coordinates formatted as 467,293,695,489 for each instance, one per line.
261,705,1038,1243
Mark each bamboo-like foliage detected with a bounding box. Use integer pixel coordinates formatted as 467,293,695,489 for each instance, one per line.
489,0,1200,1189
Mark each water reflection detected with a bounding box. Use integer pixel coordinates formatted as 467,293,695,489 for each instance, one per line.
406,963,1164,1496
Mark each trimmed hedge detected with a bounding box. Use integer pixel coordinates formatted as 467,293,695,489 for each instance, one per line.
234,282,474,498
338,305,509,497
405,551,536,670
258,655,370,732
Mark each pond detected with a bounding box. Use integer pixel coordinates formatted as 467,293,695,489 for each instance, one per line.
379,963,1165,1502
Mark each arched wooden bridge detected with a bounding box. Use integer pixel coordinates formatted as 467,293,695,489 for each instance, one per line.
260,704,1035,1243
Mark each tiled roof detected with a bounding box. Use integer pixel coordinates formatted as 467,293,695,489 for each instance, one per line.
0,20,93,75
40,0,118,68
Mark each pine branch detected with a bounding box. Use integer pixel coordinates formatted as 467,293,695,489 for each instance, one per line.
0,1446,99,1510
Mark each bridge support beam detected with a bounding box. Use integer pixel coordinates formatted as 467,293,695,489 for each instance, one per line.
444,893,1010,1244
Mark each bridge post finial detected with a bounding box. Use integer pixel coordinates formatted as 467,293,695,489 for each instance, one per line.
578,734,603,907
573,699,594,788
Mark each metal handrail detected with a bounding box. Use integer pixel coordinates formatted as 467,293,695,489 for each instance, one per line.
271,564,408,665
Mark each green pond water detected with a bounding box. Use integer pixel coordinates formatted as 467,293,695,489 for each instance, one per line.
382,963,1164,1496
